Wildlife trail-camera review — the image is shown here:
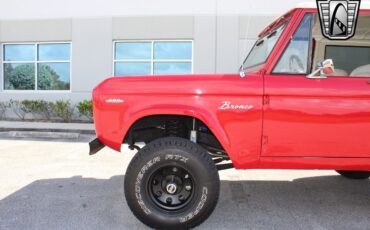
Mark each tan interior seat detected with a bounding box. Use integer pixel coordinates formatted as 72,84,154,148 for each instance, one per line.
350,64,370,77
328,69,348,76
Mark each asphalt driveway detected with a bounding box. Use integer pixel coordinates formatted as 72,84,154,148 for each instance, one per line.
0,137,369,230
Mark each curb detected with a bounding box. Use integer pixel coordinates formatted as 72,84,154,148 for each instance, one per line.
8,131,82,139
0,127,95,135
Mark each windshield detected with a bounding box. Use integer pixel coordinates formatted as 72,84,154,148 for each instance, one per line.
242,23,287,69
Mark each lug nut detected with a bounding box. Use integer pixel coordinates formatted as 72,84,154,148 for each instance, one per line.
179,195,185,201
155,191,162,196
185,185,192,191
166,197,172,204
172,167,178,172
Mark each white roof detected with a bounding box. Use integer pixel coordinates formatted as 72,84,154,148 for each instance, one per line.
297,1,370,10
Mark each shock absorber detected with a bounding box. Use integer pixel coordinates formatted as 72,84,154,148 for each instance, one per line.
190,118,197,143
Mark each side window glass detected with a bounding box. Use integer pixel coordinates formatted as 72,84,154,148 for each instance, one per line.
325,46,370,77
273,14,313,74
322,15,370,77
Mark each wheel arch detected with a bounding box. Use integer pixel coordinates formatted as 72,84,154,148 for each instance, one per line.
122,109,231,156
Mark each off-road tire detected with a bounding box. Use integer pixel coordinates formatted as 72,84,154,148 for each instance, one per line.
336,170,370,180
124,137,220,230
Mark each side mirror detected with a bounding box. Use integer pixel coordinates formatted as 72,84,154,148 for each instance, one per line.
321,59,335,75
306,59,335,79
239,70,246,78
239,64,247,78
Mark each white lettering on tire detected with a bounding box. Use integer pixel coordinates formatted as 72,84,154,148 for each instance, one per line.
165,154,189,163
135,156,161,215
179,186,208,223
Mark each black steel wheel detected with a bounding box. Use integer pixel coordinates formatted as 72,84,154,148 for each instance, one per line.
148,165,195,211
124,137,220,230
336,170,370,180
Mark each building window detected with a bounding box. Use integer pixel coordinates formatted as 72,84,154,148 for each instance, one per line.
114,41,193,76
3,43,71,91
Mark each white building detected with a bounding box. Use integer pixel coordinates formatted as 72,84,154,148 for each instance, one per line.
0,0,308,102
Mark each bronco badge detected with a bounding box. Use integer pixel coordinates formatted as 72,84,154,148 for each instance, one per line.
219,101,254,110
105,98,124,104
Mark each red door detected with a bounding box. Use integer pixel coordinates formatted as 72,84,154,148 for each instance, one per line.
262,12,370,158
263,75,370,158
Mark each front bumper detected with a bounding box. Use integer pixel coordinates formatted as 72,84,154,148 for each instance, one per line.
89,137,105,155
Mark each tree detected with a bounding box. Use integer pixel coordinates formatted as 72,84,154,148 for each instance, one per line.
37,64,69,90
3,63,13,89
4,63,69,90
5,64,35,90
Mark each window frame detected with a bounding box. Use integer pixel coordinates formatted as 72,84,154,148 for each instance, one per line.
271,13,314,76
241,21,289,70
2,41,72,92
113,40,194,76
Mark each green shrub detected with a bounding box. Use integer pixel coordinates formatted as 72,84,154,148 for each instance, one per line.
0,101,10,119
21,100,37,114
9,100,28,120
52,100,74,122
77,100,93,121
21,100,54,120
41,101,53,119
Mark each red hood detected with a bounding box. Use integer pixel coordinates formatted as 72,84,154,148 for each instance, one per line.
94,74,261,96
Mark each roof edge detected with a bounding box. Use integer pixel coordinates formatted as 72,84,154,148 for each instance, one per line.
296,1,370,10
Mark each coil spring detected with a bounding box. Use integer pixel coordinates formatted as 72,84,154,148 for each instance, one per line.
165,120,186,137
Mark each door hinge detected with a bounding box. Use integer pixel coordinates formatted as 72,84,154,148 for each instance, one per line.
262,136,269,145
259,68,267,75
263,95,270,105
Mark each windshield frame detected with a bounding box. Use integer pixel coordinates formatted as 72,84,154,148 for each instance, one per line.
240,18,291,71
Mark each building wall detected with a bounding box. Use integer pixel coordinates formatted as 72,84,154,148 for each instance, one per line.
0,0,307,102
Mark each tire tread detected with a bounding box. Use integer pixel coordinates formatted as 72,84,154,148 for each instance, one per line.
124,137,220,229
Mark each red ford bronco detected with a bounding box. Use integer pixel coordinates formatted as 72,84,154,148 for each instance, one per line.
90,3,370,229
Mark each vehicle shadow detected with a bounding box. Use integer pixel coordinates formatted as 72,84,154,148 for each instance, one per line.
0,175,369,230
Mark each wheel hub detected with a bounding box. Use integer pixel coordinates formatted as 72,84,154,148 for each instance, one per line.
148,165,194,211
166,183,177,194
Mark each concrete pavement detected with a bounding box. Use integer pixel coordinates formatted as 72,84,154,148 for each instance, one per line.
0,137,369,230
